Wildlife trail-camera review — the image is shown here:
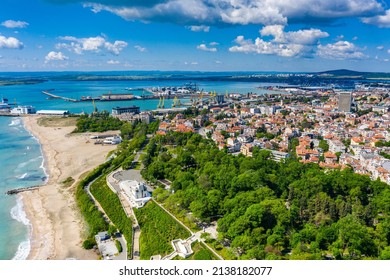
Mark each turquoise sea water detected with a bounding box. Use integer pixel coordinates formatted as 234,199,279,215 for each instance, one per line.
0,72,273,259
0,116,47,260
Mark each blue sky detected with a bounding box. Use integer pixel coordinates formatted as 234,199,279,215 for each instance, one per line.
0,0,389,72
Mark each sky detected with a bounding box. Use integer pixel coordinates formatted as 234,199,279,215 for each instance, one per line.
0,0,389,72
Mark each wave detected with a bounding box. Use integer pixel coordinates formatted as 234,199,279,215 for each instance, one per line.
8,118,22,127
21,118,50,183
39,156,49,184
16,155,43,170
18,173,28,180
12,240,31,260
10,196,31,260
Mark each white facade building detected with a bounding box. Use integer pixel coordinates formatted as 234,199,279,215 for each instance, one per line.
119,180,151,208
11,106,36,115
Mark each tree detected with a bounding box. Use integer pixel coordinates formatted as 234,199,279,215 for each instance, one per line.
319,140,329,152
333,215,377,259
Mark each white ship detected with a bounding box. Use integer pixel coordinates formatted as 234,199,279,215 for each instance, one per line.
0,98,11,113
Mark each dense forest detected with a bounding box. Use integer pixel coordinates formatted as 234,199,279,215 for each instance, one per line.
141,131,390,260
74,111,124,132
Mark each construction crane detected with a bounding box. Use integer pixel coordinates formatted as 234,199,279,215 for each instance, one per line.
210,91,217,103
157,96,165,109
92,99,98,114
172,96,182,107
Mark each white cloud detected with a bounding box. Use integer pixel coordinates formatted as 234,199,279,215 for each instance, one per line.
388,49,390,54
107,59,120,64
377,45,384,50
187,25,210,32
184,61,199,65
352,36,358,40
0,35,23,49
1,20,29,28
260,25,329,45
105,40,128,55
230,36,307,57
317,41,366,59
209,42,219,46
134,45,147,52
197,43,217,52
56,36,127,55
362,9,390,27
82,0,385,27
229,25,328,57
45,51,68,62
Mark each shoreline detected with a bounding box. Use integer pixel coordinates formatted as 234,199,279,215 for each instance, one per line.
20,115,117,260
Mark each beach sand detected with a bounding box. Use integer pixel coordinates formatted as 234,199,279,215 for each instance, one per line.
21,115,118,260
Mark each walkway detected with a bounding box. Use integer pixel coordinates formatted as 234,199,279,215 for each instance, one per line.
153,199,224,260
106,169,141,260
85,179,128,260
106,147,224,260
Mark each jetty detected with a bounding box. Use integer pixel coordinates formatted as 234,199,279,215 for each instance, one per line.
6,185,41,195
42,90,77,102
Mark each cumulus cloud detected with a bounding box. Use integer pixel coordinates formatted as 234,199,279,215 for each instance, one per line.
260,25,329,45
230,36,307,57
377,45,384,50
1,20,29,28
56,35,127,55
317,41,366,59
107,59,120,64
134,45,147,52
197,43,217,52
186,25,210,32
79,0,385,27
229,25,328,57
0,35,24,49
362,9,390,27
388,49,390,54
45,51,68,62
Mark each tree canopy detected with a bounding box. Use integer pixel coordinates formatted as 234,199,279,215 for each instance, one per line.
142,131,390,260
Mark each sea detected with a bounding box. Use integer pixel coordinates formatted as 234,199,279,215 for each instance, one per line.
0,71,281,260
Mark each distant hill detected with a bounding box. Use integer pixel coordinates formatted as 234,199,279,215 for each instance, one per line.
315,69,390,79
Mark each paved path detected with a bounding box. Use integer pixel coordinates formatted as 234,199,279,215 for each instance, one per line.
85,179,128,260
107,147,224,260
153,198,224,260
106,169,141,260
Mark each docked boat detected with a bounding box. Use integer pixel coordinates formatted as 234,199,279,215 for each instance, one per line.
0,98,11,113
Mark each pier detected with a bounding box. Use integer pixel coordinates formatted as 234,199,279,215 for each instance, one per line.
6,185,41,195
42,90,77,102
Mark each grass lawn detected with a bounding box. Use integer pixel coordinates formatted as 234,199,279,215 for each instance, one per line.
37,116,78,127
134,200,191,260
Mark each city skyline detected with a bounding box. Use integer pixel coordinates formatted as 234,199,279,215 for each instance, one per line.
0,0,389,72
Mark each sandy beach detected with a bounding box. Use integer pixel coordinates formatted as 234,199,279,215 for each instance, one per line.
21,115,118,260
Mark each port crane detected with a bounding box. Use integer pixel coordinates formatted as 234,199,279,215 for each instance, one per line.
157,96,165,108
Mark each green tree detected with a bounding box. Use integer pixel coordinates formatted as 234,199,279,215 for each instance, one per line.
319,140,329,152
